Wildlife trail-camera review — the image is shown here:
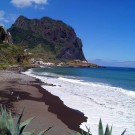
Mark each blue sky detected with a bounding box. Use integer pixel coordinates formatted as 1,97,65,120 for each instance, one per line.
0,0,135,66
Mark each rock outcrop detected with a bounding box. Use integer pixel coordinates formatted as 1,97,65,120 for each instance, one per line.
0,26,12,44
9,16,86,61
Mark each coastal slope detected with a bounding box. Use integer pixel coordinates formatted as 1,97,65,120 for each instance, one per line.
9,16,86,61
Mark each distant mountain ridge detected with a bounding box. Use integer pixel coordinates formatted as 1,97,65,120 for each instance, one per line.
9,16,86,61
90,59,135,68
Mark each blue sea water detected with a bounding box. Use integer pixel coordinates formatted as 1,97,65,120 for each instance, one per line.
32,67,135,91
24,67,135,135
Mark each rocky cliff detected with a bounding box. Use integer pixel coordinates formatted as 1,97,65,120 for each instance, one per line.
9,16,86,61
0,26,12,44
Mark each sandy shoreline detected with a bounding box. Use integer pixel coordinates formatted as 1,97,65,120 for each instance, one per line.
0,70,87,135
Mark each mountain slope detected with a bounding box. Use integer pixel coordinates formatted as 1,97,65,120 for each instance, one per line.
9,16,86,61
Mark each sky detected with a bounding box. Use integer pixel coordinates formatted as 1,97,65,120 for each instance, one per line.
0,0,135,67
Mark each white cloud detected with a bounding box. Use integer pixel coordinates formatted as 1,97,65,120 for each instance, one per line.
0,10,9,24
11,0,48,8
0,10,5,26
34,5,45,10
0,10,18,27
0,10,5,18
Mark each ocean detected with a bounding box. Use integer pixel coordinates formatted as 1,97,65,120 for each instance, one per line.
23,67,135,135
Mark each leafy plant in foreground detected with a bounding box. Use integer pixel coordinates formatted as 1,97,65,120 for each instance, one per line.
98,118,126,135
74,119,126,135
0,105,52,135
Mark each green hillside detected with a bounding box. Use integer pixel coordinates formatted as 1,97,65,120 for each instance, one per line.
0,43,28,69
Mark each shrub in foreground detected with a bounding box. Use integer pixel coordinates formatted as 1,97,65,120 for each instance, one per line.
74,119,126,135
0,106,52,135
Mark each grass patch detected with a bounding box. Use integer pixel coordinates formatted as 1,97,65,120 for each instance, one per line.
0,64,9,70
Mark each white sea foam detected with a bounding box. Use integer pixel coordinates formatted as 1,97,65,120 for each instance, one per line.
23,69,135,135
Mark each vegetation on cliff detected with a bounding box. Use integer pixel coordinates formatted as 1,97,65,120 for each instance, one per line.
0,43,30,69
0,25,30,69
8,16,86,61
0,18,100,68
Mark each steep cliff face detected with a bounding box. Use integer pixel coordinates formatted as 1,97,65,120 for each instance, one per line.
0,26,12,44
9,16,86,61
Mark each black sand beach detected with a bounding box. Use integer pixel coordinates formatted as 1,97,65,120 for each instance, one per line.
0,70,87,135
